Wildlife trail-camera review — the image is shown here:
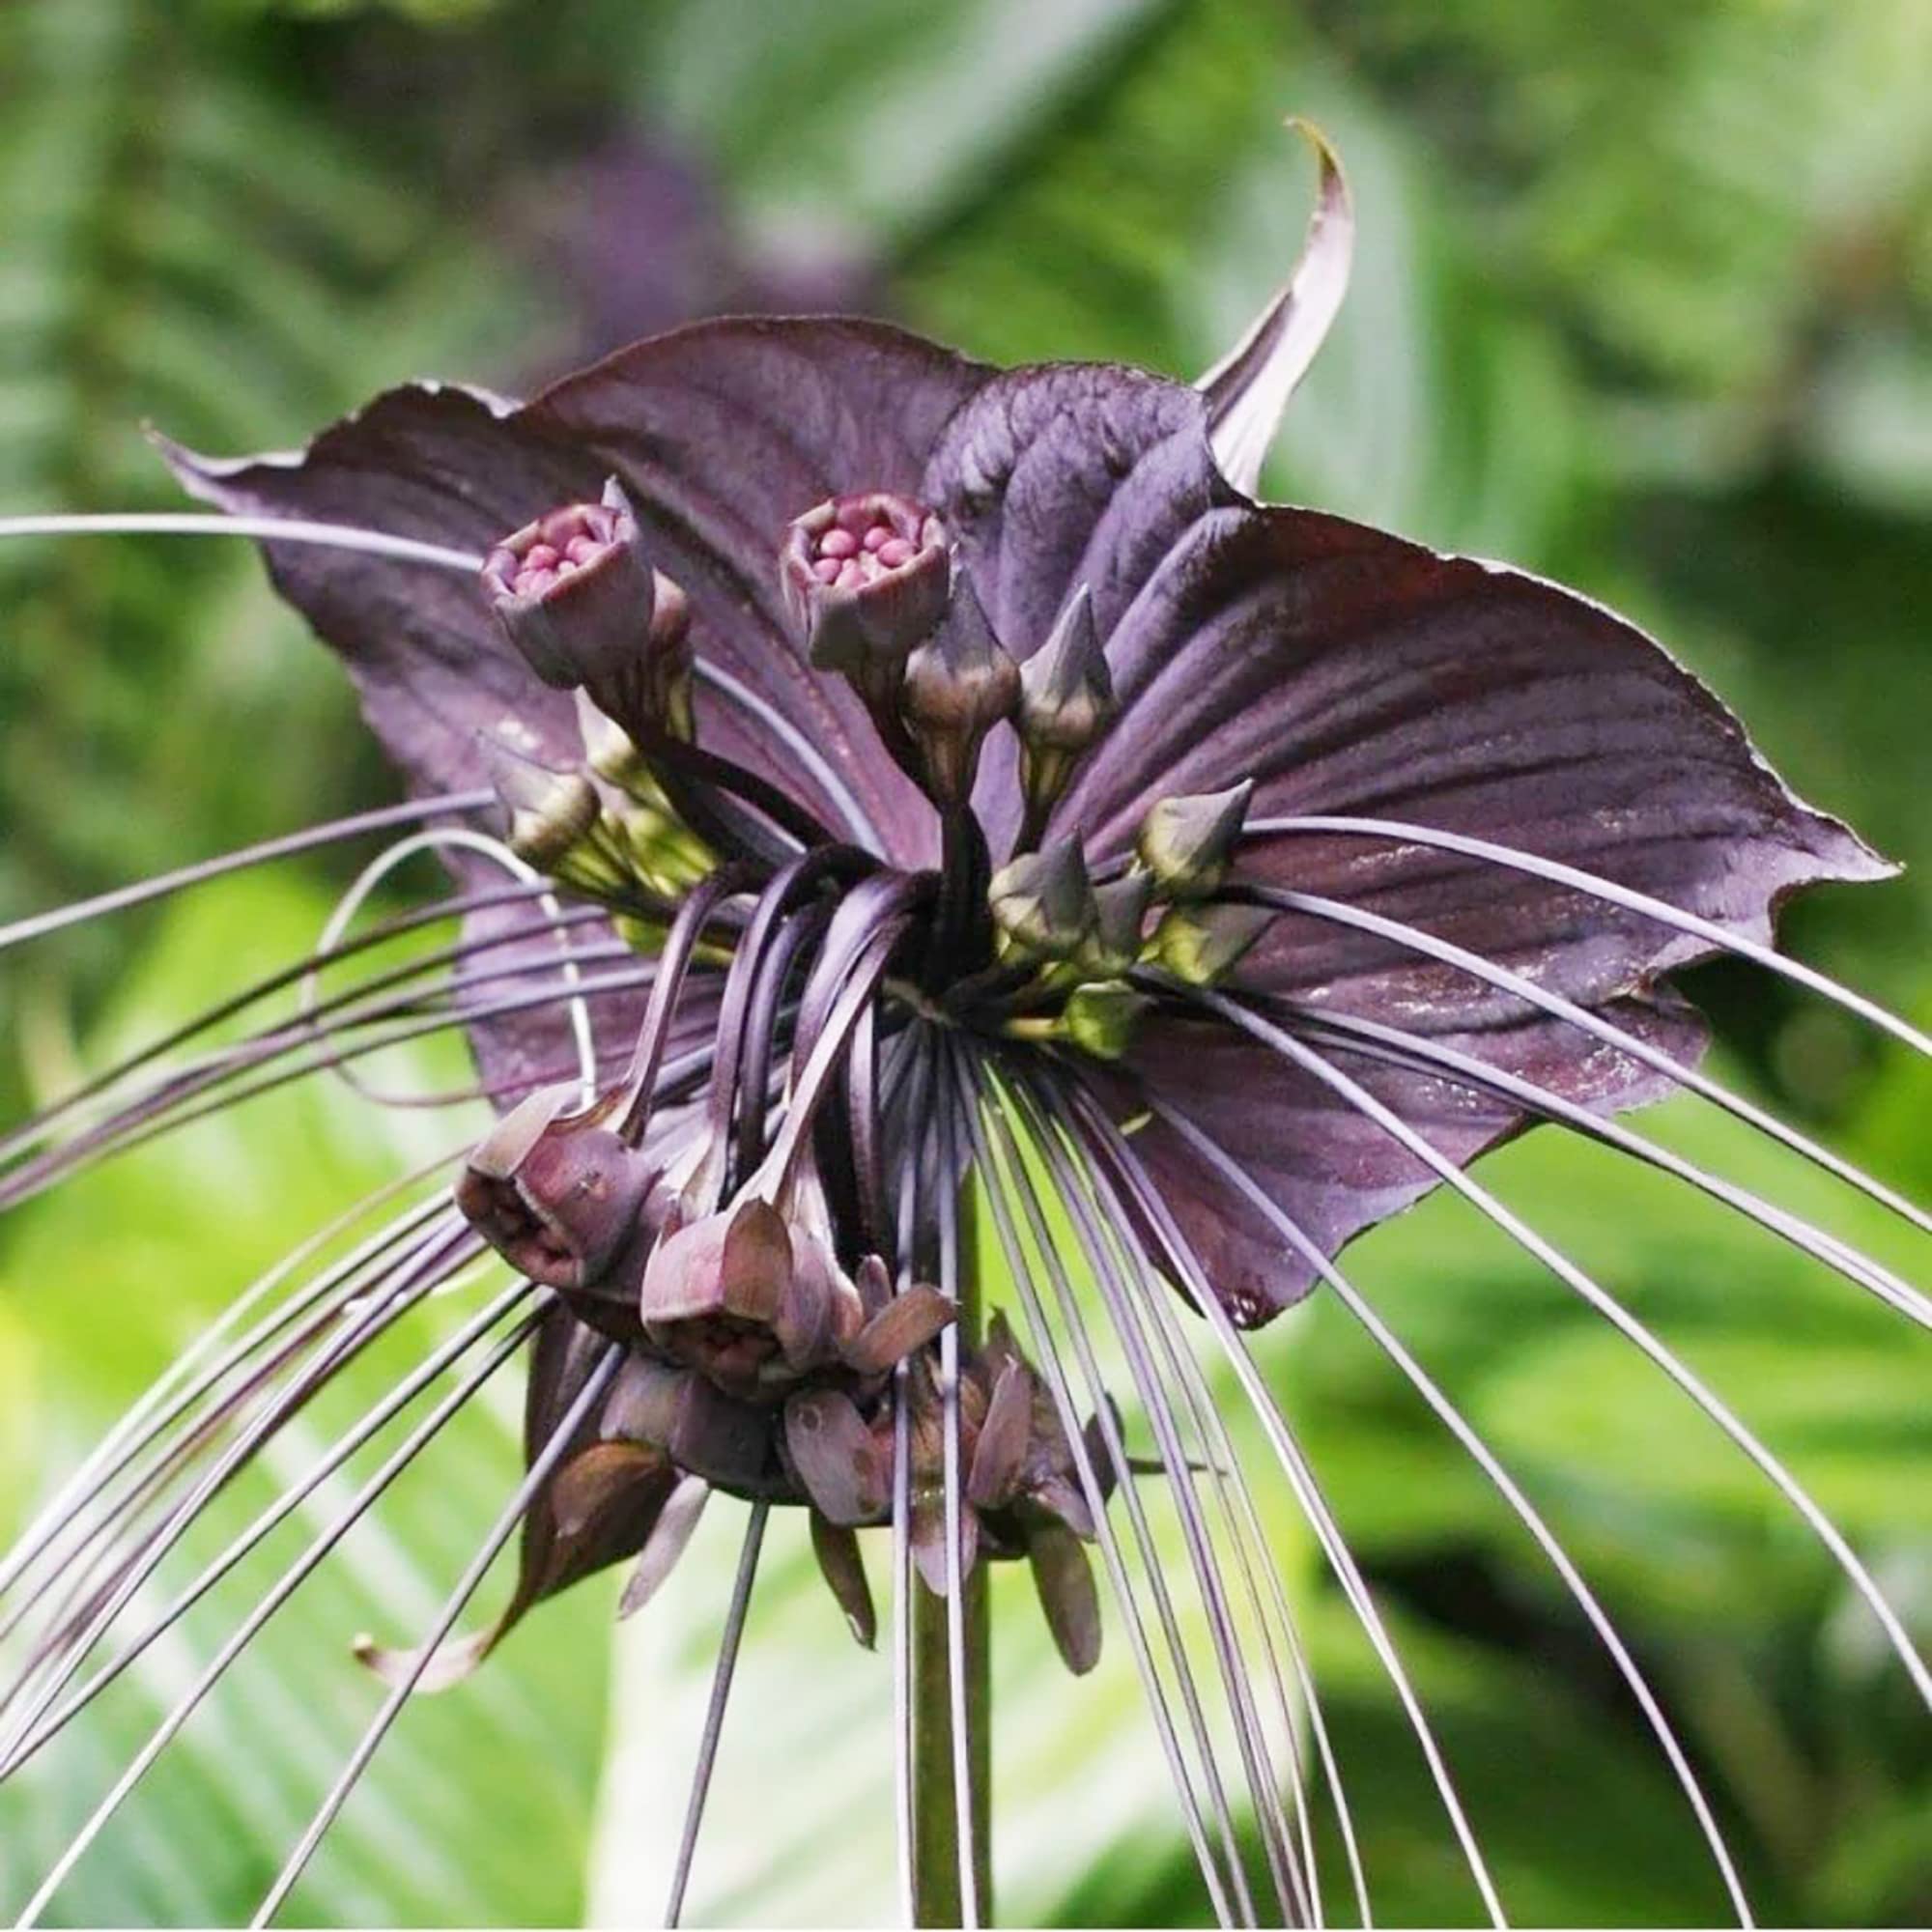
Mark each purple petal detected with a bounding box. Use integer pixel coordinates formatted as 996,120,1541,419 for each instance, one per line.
783,1388,887,1525
1107,992,1709,1324
1027,1520,1102,1676
162,318,993,866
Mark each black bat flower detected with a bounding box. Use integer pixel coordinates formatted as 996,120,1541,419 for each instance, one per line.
2,128,1925,1930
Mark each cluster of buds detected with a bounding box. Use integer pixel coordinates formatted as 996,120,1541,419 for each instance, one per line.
780,495,1125,822
479,477,708,902
453,1079,1108,1667
890,1317,1107,1674
984,779,1270,1059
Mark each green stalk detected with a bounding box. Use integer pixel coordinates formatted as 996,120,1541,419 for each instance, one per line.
911,1157,992,1925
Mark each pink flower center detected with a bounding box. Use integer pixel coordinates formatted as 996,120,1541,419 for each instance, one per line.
490,503,621,600
807,499,920,590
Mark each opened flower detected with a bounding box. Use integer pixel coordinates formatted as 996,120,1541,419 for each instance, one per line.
2,126,1926,1929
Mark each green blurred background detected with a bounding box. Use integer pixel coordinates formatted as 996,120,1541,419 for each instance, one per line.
1,0,1927,1923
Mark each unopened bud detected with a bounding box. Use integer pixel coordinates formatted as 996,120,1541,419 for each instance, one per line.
1136,780,1256,898
1018,586,1115,811
636,571,695,741
1084,871,1153,976
1060,981,1151,1060
1151,901,1275,983
780,492,951,677
900,566,1019,808
479,736,600,870
483,477,655,689
988,838,1095,960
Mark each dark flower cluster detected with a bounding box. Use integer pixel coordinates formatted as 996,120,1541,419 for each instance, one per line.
1,126,1922,1932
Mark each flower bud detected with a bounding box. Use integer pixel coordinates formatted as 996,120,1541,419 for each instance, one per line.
483,476,656,689
1059,980,1151,1060
1150,900,1275,984
1136,779,1256,898
478,735,601,871
988,838,1095,962
780,492,951,677
1017,585,1115,812
1084,870,1153,976
900,566,1019,808
454,1084,655,1297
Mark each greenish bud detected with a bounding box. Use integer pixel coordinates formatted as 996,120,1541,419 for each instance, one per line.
1136,780,1256,898
988,838,1094,960
1082,870,1154,976
1061,981,1151,1060
1151,901,1275,984
575,688,648,790
480,735,601,870
1018,585,1114,813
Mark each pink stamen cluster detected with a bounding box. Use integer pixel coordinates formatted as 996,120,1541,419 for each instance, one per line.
806,499,920,590
488,504,621,602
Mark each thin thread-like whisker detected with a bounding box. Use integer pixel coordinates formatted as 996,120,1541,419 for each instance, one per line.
0,1194,461,1675
665,1499,770,1930
0,1221,472,1753
1010,1078,1305,1923
2,1271,533,1779
1064,1061,1505,1925
0,1159,461,1609
2,509,881,853
1190,987,1932,1713
0,917,624,1187
1059,1086,1375,1926
251,1344,622,1926
0,794,494,954
696,660,878,850
1148,1096,1755,1926
304,827,605,1111
0,1219,473,1765
1109,1184,1364,1929
1222,888,1930,1236
0,887,557,1166
1284,1005,1927,1327
1026,1080,1327,1926
0,511,484,571
933,1074,981,1931
960,1056,1237,1928
966,1048,1255,1926
0,965,676,1211
13,1300,546,1926
0,1209,456,1704
1244,814,1930,1060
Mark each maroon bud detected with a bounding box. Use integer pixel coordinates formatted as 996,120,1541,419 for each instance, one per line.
901,566,1021,808
483,476,656,689
455,1083,654,1294
780,492,951,677
638,1199,795,1400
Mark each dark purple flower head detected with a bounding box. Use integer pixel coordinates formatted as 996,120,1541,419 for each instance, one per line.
9,122,1921,1928
779,490,952,679
483,476,655,689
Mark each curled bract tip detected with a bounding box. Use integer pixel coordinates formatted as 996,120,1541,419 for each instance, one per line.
1196,115,1353,497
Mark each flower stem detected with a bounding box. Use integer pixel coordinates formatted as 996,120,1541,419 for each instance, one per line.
912,1148,992,1925
911,1565,990,1924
